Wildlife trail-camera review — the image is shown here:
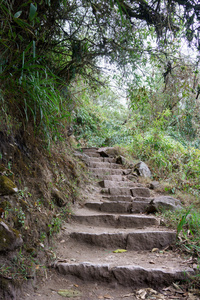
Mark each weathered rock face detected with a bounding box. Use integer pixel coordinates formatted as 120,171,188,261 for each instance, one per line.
0,176,18,195
0,219,23,252
134,162,152,178
146,196,182,213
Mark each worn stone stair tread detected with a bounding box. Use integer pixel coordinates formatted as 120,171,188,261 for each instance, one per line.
72,207,152,217
72,210,159,227
54,240,193,288
63,221,176,250
93,174,124,181
101,187,151,197
89,168,125,175
63,221,173,234
84,157,116,163
88,162,123,169
55,261,192,288
102,195,153,202
102,195,133,201
101,187,133,195
84,201,151,213
82,147,99,152
69,231,176,250
99,180,140,188
55,242,192,272
84,152,101,157
55,241,189,268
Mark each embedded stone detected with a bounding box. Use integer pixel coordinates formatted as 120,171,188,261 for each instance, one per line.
51,187,66,207
0,220,23,252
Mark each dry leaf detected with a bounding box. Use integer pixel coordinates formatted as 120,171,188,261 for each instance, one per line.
152,248,159,252
104,295,113,299
57,289,81,297
113,249,127,253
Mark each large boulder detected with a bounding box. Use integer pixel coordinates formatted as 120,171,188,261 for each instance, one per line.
146,196,182,213
134,161,152,178
0,219,23,252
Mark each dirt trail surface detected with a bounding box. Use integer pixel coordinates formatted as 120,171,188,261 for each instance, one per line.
22,148,198,300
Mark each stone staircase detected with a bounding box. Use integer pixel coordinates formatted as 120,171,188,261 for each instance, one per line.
54,147,193,291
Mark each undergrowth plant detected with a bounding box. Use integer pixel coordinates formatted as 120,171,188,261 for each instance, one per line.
160,207,200,288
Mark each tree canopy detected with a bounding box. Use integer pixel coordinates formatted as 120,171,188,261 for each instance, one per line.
1,0,199,83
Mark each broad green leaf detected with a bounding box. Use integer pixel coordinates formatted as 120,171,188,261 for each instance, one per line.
29,3,37,21
14,11,22,18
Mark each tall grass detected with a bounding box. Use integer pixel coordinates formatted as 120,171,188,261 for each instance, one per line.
21,70,71,144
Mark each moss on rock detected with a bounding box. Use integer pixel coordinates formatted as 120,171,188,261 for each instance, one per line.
0,176,18,195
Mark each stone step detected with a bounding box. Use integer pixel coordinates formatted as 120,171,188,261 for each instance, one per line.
89,168,124,175
88,162,123,169
85,201,151,213
72,213,159,228
55,262,192,289
99,180,139,188
101,187,132,195
85,157,116,163
92,174,124,181
102,195,133,201
54,243,193,289
100,187,151,197
70,229,176,250
84,152,101,157
82,147,99,152
131,187,151,198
